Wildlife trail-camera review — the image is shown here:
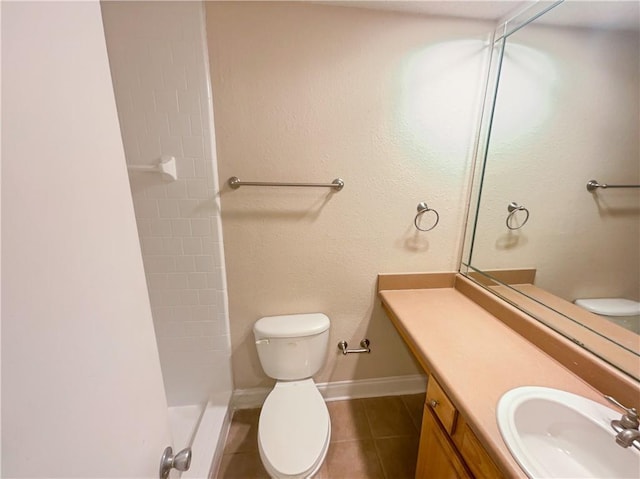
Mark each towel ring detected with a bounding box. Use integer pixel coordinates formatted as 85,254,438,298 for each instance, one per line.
414,202,440,232
506,202,529,230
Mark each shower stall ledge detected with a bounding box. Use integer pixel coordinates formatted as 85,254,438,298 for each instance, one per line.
169,392,232,479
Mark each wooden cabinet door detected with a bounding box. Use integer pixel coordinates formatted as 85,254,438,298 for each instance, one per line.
455,419,506,479
416,405,472,479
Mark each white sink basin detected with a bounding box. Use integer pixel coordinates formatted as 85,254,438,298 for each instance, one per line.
497,386,640,478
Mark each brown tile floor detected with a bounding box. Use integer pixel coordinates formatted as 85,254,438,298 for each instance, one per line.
216,393,425,479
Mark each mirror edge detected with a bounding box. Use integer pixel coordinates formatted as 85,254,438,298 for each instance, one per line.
458,0,639,384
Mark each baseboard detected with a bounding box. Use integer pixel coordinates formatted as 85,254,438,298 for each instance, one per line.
319,374,428,401
231,374,427,410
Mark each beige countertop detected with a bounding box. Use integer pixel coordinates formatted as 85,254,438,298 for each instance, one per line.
378,284,620,478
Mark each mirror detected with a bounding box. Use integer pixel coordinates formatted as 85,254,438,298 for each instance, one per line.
461,0,640,380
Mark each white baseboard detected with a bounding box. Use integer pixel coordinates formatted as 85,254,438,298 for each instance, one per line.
231,374,427,410
319,374,428,402
231,386,272,410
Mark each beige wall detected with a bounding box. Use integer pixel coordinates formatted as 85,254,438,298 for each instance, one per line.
471,22,640,303
205,2,492,389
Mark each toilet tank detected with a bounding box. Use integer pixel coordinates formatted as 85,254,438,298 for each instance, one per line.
254,313,330,380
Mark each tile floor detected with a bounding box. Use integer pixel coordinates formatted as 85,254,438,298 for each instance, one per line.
216,393,425,479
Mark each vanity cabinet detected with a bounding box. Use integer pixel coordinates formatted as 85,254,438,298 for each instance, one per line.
416,404,472,479
416,377,505,479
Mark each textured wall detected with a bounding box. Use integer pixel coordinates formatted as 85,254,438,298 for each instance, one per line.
205,2,492,389
471,23,640,303
102,1,232,406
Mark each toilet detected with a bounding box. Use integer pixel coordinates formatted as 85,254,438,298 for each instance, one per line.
574,298,640,334
253,313,331,478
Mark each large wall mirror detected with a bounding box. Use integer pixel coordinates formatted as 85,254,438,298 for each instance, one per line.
461,0,639,381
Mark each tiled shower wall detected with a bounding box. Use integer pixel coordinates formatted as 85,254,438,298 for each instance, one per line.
102,1,232,406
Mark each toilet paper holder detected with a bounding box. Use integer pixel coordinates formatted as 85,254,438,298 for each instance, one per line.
338,339,371,355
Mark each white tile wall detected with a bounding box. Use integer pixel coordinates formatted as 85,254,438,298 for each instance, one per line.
102,1,232,406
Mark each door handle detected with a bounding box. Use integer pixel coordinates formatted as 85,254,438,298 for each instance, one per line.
159,446,192,479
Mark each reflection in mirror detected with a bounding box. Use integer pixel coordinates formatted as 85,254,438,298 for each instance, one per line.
462,0,640,381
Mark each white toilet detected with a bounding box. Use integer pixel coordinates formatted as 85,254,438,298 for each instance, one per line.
253,313,331,478
574,298,640,334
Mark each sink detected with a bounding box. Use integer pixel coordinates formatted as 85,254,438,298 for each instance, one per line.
497,386,640,478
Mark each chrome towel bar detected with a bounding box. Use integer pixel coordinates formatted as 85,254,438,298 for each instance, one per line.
228,176,344,191
587,180,640,192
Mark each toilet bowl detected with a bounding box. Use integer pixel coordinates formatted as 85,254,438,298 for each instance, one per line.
574,298,640,334
258,379,330,478
254,313,331,478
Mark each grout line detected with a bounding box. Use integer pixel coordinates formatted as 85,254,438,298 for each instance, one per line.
400,394,423,433
371,439,390,479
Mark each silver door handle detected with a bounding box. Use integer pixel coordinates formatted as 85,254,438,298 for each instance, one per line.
160,446,192,479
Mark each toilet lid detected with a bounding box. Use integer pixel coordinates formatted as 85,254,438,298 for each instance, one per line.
575,298,640,317
259,379,330,476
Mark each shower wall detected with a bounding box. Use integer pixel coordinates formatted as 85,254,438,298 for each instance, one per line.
102,1,232,406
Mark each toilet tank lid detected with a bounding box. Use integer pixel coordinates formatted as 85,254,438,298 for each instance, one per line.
254,313,330,338
574,298,640,317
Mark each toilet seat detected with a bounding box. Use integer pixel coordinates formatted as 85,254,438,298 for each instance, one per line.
258,378,331,478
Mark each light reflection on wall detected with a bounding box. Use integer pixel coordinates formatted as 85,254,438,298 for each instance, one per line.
491,43,557,142
471,22,639,304
397,39,488,159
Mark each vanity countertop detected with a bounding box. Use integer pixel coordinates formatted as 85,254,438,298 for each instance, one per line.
378,280,620,478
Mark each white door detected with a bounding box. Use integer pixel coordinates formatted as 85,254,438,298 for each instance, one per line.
2,1,173,477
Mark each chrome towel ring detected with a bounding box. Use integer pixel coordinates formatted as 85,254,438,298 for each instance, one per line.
506,202,530,230
414,202,440,231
